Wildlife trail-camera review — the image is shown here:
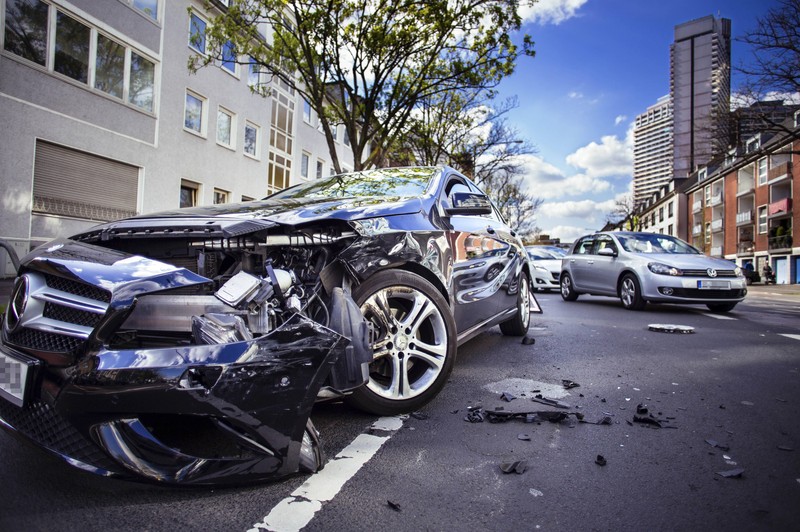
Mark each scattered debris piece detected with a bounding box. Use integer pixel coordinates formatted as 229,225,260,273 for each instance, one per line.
501,391,517,402
777,445,794,452
529,488,544,497
410,411,429,420
741,401,754,406
517,433,531,441
632,412,672,428
500,460,528,474
716,468,745,479
531,394,571,409
636,404,649,415
705,439,730,452
464,407,485,423
648,324,695,334
775,398,788,403
595,455,607,466
562,379,580,389
521,336,536,345
387,500,402,512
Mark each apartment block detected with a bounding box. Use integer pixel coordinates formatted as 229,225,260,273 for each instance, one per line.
633,95,673,204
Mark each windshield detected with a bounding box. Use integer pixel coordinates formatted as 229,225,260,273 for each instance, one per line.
527,247,560,260
268,167,437,200
616,233,700,254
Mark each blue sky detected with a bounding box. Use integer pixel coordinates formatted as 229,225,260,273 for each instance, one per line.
499,0,782,243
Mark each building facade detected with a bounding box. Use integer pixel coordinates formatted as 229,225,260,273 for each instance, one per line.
686,116,799,284
0,0,352,276
670,15,731,179
633,95,673,204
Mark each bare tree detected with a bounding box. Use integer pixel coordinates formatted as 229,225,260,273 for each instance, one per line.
606,194,641,231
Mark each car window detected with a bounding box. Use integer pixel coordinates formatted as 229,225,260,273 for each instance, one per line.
617,234,699,254
595,236,617,254
573,237,595,255
269,167,436,200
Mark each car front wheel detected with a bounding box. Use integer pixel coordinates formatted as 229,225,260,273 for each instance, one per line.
560,273,579,301
619,273,646,310
346,270,457,415
500,273,531,336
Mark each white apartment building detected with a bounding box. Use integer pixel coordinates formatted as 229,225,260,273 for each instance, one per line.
633,95,673,205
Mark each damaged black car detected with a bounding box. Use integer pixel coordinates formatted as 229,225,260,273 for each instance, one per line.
0,166,540,485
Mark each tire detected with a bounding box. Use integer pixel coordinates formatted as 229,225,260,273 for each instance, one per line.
346,270,457,415
560,272,579,301
500,273,531,336
619,273,646,310
707,302,737,313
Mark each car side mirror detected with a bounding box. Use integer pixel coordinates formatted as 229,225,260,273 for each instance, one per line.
445,192,492,216
597,247,617,257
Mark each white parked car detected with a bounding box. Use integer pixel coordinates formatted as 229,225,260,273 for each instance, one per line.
526,246,562,292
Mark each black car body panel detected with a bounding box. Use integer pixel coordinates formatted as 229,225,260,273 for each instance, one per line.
0,166,538,485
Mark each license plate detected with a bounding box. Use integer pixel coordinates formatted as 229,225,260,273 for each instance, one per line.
0,347,34,407
697,280,731,290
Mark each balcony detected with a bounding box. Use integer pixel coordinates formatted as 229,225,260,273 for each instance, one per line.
767,162,792,183
736,210,753,225
710,218,724,232
692,224,703,236
768,197,792,216
736,177,754,196
768,234,793,251
709,193,723,206
692,200,702,213
737,241,754,255
710,246,722,257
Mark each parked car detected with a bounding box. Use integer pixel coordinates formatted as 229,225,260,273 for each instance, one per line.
560,231,746,312
0,166,539,485
526,246,561,291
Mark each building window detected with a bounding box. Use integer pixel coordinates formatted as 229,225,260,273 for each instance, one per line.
132,0,158,20
301,153,310,178
303,99,312,124
343,127,351,147
244,122,259,158
95,34,125,98
757,206,767,234
189,12,207,54
658,207,664,223
54,11,91,83
668,201,674,218
3,0,49,66
221,40,236,74
316,160,323,179
129,52,155,112
668,224,673,235
3,1,156,112
757,157,768,185
180,180,199,208
184,91,206,135
213,188,229,204
248,57,265,91
217,107,235,148
704,185,710,203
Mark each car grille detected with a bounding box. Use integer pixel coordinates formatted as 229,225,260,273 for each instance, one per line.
669,288,746,299
682,269,738,278
5,272,110,355
0,397,119,472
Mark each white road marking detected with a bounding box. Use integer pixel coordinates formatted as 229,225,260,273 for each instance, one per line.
249,416,404,532
699,312,737,320
779,334,800,341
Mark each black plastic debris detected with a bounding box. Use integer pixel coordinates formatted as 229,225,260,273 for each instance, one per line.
464,407,485,423
500,460,528,474
562,379,580,389
633,413,663,428
636,404,649,415
582,415,613,426
501,391,517,402
531,394,571,409
716,468,745,478
410,411,429,420
387,500,402,512
595,455,607,466
777,445,794,452
521,336,536,345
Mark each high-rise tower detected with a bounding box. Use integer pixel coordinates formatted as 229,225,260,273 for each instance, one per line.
670,15,731,178
633,95,673,204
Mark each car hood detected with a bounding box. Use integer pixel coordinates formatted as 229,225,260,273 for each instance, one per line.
127,195,424,225
530,259,561,272
638,253,739,270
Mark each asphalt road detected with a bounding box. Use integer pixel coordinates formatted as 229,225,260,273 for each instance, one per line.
2,286,799,531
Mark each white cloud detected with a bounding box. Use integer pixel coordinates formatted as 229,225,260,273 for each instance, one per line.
568,91,584,99
614,115,627,126
520,0,589,26
565,129,633,178
539,198,617,221
518,155,612,199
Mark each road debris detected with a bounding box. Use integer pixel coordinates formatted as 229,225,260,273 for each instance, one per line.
595,455,607,466
500,460,528,474
647,324,695,334
562,379,580,389
531,394,571,409
387,500,402,512
705,439,730,452
521,336,536,345
500,392,517,402
716,468,745,479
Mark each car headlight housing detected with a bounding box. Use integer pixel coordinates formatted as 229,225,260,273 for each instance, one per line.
648,262,682,276
534,264,549,273
734,266,744,278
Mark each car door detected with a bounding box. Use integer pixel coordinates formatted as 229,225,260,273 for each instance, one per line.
582,234,620,294
565,235,596,291
441,178,520,332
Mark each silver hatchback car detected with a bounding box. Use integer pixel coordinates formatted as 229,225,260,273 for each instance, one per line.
560,231,747,312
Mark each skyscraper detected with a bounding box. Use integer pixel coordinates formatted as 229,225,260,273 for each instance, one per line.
633,95,673,204
670,15,731,179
